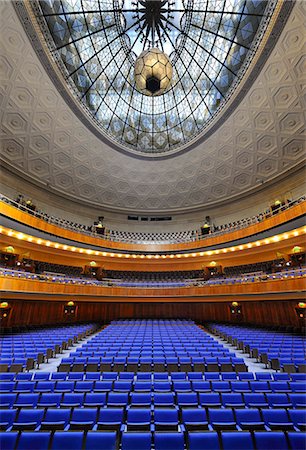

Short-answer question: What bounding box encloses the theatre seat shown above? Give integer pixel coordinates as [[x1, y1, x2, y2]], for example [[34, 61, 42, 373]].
[[154, 432, 185, 450], [17, 432, 51, 450], [51, 432, 84, 450], [121, 432, 152, 450], [188, 432, 220, 450], [221, 432, 254, 450], [0, 432, 18, 450], [254, 432, 288, 450]]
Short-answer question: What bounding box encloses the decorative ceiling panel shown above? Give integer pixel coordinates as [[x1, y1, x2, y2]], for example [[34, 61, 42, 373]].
[[0, 1, 305, 213], [33, 0, 274, 156]]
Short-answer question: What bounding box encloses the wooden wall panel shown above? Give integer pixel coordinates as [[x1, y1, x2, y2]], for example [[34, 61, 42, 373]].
[[3, 299, 301, 328], [2, 200, 305, 252]]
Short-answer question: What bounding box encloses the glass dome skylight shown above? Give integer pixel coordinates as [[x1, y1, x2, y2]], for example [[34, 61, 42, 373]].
[[36, 0, 274, 155]]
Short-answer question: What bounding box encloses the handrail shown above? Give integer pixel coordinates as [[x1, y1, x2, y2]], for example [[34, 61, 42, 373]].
[[1, 193, 305, 245]]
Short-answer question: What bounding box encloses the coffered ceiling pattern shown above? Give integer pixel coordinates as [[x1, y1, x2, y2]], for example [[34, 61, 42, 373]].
[[0, 1, 305, 213]]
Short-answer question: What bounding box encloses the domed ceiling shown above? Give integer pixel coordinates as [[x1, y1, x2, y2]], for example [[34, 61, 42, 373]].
[[0, 0, 305, 213], [34, 0, 272, 156]]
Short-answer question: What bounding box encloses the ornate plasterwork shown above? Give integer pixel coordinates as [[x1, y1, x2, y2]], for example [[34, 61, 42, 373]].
[[0, 1, 305, 213]]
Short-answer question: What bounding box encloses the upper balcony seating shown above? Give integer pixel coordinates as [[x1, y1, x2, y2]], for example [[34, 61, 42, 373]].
[[2, 193, 305, 244]]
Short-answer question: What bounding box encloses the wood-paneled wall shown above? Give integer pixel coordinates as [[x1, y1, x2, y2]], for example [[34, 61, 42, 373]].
[[2, 200, 305, 252], [3, 299, 301, 328]]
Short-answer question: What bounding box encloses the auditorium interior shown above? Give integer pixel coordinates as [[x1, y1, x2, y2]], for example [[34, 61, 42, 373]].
[[0, 0, 305, 449]]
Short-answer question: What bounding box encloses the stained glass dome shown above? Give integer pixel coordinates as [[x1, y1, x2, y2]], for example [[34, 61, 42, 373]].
[[35, 0, 275, 155]]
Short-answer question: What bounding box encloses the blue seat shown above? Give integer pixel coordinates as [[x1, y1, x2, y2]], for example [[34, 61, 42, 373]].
[[121, 432, 152, 450], [154, 408, 179, 431], [249, 381, 271, 392], [34, 381, 55, 393], [74, 381, 94, 392], [85, 373, 100, 381], [67, 373, 84, 381], [173, 381, 191, 391], [261, 408, 294, 431], [153, 393, 175, 407], [113, 381, 133, 392], [191, 381, 210, 392], [55, 381, 75, 392], [38, 393, 62, 408], [153, 382, 172, 392], [237, 373, 254, 381], [126, 408, 151, 431], [33, 373, 50, 381], [154, 432, 185, 450], [181, 408, 208, 431], [97, 407, 124, 431], [287, 432, 306, 450], [70, 408, 97, 430], [12, 408, 44, 430], [83, 392, 106, 407], [0, 374, 14, 382], [289, 393, 306, 408], [204, 373, 220, 381], [0, 409, 18, 430], [209, 408, 237, 431], [221, 373, 237, 381], [85, 431, 117, 450], [221, 431, 254, 450], [177, 392, 198, 408], [273, 373, 290, 381], [0, 393, 17, 408], [199, 393, 221, 408], [51, 431, 83, 450], [288, 409, 306, 431], [188, 431, 220, 450], [290, 382, 306, 393], [17, 432, 51, 450], [107, 392, 129, 407], [134, 382, 152, 392], [14, 382, 34, 393], [15, 374, 32, 381], [269, 381, 290, 392], [94, 381, 113, 392], [266, 393, 292, 408], [41, 408, 71, 431], [221, 393, 244, 408], [14, 393, 39, 408], [0, 382, 15, 393], [51, 373, 67, 380], [254, 432, 288, 450], [230, 381, 251, 392], [211, 381, 231, 393], [255, 373, 273, 381], [235, 408, 265, 431], [102, 372, 118, 381], [0, 431, 18, 450], [244, 393, 268, 408], [130, 393, 151, 407], [61, 393, 84, 407]]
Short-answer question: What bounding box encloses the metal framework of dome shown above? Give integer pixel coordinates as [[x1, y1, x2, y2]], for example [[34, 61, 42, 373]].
[[35, 0, 275, 155]]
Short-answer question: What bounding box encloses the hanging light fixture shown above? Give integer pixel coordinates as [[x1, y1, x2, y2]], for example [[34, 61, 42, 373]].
[[134, 1, 173, 96]]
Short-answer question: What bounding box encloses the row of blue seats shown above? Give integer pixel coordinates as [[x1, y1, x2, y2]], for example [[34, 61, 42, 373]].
[[1, 371, 305, 382], [1, 380, 305, 394], [0, 407, 306, 431], [1, 392, 305, 409], [0, 406, 306, 432], [0, 430, 305, 450]]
